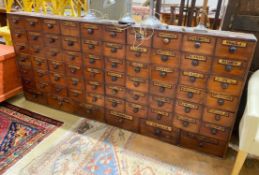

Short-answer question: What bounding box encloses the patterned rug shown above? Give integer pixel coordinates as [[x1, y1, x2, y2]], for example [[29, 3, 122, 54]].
[[19, 119, 194, 175], [0, 102, 63, 174]]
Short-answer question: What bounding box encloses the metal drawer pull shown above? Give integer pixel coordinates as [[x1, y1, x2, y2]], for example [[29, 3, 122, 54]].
[[221, 83, 229, 89], [194, 42, 201, 48], [229, 46, 237, 53], [88, 28, 94, 34], [163, 38, 170, 44], [182, 121, 190, 127], [110, 31, 117, 37], [161, 55, 169, 62], [189, 76, 196, 82], [217, 99, 225, 106], [30, 21, 36, 26], [47, 24, 54, 29], [154, 128, 162, 136], [225, 65, 233, 72], [187, 92, 193, 98], [184, 107, 191, 113], [192, 60, 199, 66], [67, 41, 74, 46]]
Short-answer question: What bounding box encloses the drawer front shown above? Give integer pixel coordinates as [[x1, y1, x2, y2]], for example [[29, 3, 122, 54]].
[[67, 77, 84, 90], [149, 95, 174, 112], [24, 89, 48, 105], [103, 42, 126, 58], [12, 30, 27, 43], [76, 103, 104, 122], [48, 60, 65, 73], [151, 49, 180, 68], [150, 81, 176, 97], [62, 37, 81, 51], [61, 21, 80, 37], [34, 70, 49, 82], [203, 108, 235, 127], [180, 71, 208, 89], [208, 76, 242, 95], [85, 54, 104, 69], [127, 61, 149, 78], [9, 15, 26, 29], [215, 38, 255, 60], [126, 76, 149, 93], [140, 120, 179, 144], [85, 68, 104, 82], [126, 46, 150, 63], [43, 19, 60, 34], [127, 28, 152, 47], [153, 31, 182, 50], [200, 123, 230, 141], [82, 39, 103, 55], [86, 81, 104, 94], [105, 85, 126, 99], [173, 114, 200, 133], [105, 57, 125, 72], [14, 43, 29, 54], [105, 71, 125, 86], [148, 108, 173, 125], [212, 58, 247, 77], [28, 32, 43, 46], [126, 102, 147, 118], [103, 26, 126, 44], [182, 34, 215, 55], [44, 34, 61, 48], [180, 131, 227, 157], [206, 92, 239, 112], [17, 54, 32, 67], [32, 57, 48, 70], [50, 73, 66, 86], [126, 90, 148, 105], [25, 18, 42, 31], [46, 48, 63, 61], [81, 23, 103, 40], [105, 110, 139, 132], [86, 94, 104, 107], [175, 100, 202, 119], [48, 96, 75, 113], [181, 53, 212, 73], [151, 66, 179, 83], [36, 81, 51, 93], [68, 89, 85, 102], [30, 45, 45, 57], [66, 65, 83, 77], [64, 51, 82, 65], [51, 84, 67, 97], [176, 85, 205, 104], [105, 97, 125, 112]]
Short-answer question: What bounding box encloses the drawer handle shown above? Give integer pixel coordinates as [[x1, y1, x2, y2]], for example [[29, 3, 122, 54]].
[[58, 101, 64, 106], [217, 99, 225, 106], [111, 62, 118, 68], [87, 28, 94, 34], [161, 55, 169, 62], [118, 118, 124, 123], [90, 72, 96, 77], [134, 67, 141, 73], [47, 23, 54, 29], [111, 48, 117, 53], [211, 128, 218, 135], [194, 42, 201, 48], [133, 107, 139, 113], [112, 101, 118, 107], [15, 33, 22, 38], [39, 84, 46, 89], [159, 87, 165, 93], [192, 60, 199, 66], [54, 76, 60, 81], [133, 82, 140, 87], [38, 72, 44, 77], [133, 95, 139, 100], [163, 38, 170, 44], [221, 83, 229, 89], [156, 114, 162, 120], [110, 31, 117, 37], [69, 55, 76, 60], [111, 76, 118, 82], [136, 33, 142, 40], [72, 79, 79, 85], [89, 58, 95, 64], [88, 44, 95, 49], [13, 19, 19, 24], [182, 121, 190, 127], [154, 128, 162, 136], [20, 57, 26, 62], [51, 52, 58, 57], [184, 107, 191, 113], [225, 65, 233, 72], [189, 76, 196, 83], [73, 92, 79, 97], [86, 109, 92, 114], [135, 52, 141, 57], [91, 85, 98, 90], [67, 41, 74, 47], [53, 64, 59, 69], [157, 101, 164, 107], [199, 142, 204, 147], [70, 68, 77, 73], [112, 89, 118, 95], [160, 71, 167, 78], [55, 88, 62, 92], [36, 61, 42, 66], [49, 38, 56, 43], [32, 94, 38, 99], [32, 35, 38, 41], [92, 96, 98, 102], [229, 46, 237, 53], [187, 92, 193, 98], [19, 46, 25, 51], [34, 48, 40, 53], [215, 114, 221, 121], [30, 21, 36, 27]]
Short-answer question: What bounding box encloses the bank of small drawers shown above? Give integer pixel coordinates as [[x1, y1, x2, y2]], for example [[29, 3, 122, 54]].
[[9, 13, 256, 157]]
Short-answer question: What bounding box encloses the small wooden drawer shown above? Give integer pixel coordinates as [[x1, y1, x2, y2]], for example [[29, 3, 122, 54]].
[[9, 15, 26, 29], [28, 32, 43, 46], [215, 38, 256, 60], [173, 114, 200, 133], [149, 95, 174, 112], [60, 21, 80, 37], [106, 85, 126, 98], [86, 93, 105, 107], [176, 85, 206, 104], [66, 65, 83, 77], [76, 103, 104, 122], [140, 120, 179, 144], [127, 28, 152, 47], [25, 18, 42, 31], [105, 57, 125, 71], [200, 122, 230, 141], [32, 57, 48, 70], [103, 26, 126, 44], [151, 49, 180, 68], [67, 77, 84, 90], [126, 90, 148, 105], [85, 54, 104, 69], [29, 45, 45, 57], [68, 89, 85, 102], [44, 34, 61, 48], [206, 92, 239, 112], [36, 81, 51, 93], [175, 100, 202, 119], [180, 131, 227, 157], [105, 110, 139, 132], [202, 108, 235, 127], [86, 81, 104, 94], [150, 81, 176, 97], [34, 70, 49, 82], [20, 68, 34, 79], [126, 46, 150, 63], [62, 37, 81, 52], [153, 31, 182, 50], [181, 53, 212, 73], [182, 34, 216, 55], [17, 54, 31, 67], [104, 42, 126, 59], [48, 60, 65, 73], [127, 61, 149, 78], [43, 19, 60, 34], [14, 43, 29, 54], [105, 97, 125, 112], [82, 39, 103, 55], [212, 58, 247, 77], [51, 84, 67, 97], [126, 102, 148, 118], [81, 23, 103, 40], [208, 75, 243, 95], [12, 30, 27, 43], [46, 48, 62, 61], [24, 89, 47, 105], [179, 71, 208, 89], [126, 76, 149, 93], [21, 78, 35, 89], [48, 95, 75, 113], [64, 51, 82, 65], [50, 73, 66, 86], [84, 67, 104, 82], [148, 108, 174, 125], [151, 65, 179, 83], [105, 71, 125, 86]]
